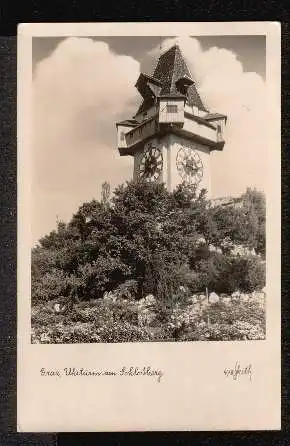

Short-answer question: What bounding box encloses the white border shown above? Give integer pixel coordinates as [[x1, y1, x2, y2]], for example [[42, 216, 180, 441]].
[[17, 22, 281, 432]]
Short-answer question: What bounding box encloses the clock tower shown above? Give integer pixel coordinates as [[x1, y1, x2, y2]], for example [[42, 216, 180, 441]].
[[116, 44, 227, 197]]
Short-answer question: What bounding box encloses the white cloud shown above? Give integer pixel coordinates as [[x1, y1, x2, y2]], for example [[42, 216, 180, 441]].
[[154, 37, 268, 197], [33, 37, 139, 243], [33, 36, 268, 244]]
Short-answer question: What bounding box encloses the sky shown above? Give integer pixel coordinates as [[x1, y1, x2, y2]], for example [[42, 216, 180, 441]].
[[32, 35, 266, 244]]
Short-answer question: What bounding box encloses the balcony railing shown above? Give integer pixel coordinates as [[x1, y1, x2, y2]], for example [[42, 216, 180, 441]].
[[125, 115, 159, 148]]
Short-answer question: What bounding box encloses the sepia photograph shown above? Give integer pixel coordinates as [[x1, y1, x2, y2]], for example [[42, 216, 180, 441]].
[[17, 22, 280, 432], [31, 33, 267, 344]]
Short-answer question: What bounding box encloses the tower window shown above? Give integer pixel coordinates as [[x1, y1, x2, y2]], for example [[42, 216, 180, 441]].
[[217, 124, 223, 141], [120, 131, 125, 141], [166, 104, 178, 113]]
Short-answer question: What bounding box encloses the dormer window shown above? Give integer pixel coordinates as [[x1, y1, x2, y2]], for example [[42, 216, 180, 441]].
[[120, 131, 125, 141], [175, 75, 194, 95], [135, 73, 163, 100], [217, 124, 223, 142]]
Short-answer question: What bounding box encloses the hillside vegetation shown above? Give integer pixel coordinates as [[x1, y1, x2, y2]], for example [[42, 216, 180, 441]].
[[31, 181, 266, 343]]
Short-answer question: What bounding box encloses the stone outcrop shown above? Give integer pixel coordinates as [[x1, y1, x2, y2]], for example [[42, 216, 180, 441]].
[[208, 292, 219, 304], [137, 294, 157, 327]]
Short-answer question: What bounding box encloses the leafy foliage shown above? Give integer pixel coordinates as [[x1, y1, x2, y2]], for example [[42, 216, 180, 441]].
[[189, 252, 265, 294], [32, 180, 266, 327], [31, 296, 265, 343]]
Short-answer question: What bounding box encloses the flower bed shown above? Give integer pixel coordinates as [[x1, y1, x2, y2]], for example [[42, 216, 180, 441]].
[[31, 292, 266, 343]]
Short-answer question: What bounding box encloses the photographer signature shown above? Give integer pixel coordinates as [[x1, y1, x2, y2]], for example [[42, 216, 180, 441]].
[[224, 361, 252, 382]]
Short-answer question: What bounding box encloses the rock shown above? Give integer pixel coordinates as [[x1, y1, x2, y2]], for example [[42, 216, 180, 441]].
[[179, 285, 186, 293], [190, 295, 198, 304], [199, 294, 206, 301], [222, 296, 232, 305], [103, 291, 117, 302], [138, 295, 155, 309], [53, 303, 66, 313], [108, 292, 117, 303], [240, 293, 249, 302], [145, 294, 155, 302], [54, 303, 61, 313], [189, 303, 201, 314], [144, 294, 156, 305], [208, 292, 219, 304], [231, 291, 240, 299]]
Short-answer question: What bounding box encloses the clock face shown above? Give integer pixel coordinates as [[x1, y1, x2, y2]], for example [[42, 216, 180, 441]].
[[139, 143, 163, 182], [176, 146, 203, 184]]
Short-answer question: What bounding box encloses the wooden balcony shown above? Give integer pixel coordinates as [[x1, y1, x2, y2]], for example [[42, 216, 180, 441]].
[[118, 108, 225, 156], [119, 115, 160, 155]]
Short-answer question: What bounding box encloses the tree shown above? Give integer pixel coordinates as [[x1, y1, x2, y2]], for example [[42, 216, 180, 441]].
[[31, 181, 266, 304], [101, 181, 111, 208], [241, 188, 266, 256]]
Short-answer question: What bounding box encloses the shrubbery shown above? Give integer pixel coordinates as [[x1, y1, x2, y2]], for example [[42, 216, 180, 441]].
[[32, 269, 71, 302], [189, 252, 265, 294], [31, 294, 265, 343], [31, 180, 266, 342]]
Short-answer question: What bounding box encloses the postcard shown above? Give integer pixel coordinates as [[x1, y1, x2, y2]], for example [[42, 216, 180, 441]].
[[17, 21, 281, 432]]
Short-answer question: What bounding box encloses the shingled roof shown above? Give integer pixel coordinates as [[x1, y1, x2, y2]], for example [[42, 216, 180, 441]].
[[136, 44, 208, 115], [116, 118, 139, 127]]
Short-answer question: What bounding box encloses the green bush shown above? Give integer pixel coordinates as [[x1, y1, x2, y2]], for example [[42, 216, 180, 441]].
[[192, 253, 265, 294], [31, 181, 266, 343], [77, 257, 132, 299], [32, 268, 71, 302], [114, 279, 138, 300], [32, 182, 266, 305]]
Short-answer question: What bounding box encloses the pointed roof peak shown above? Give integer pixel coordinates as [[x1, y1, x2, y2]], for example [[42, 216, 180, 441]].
[[160, 42, 187, 58], [160, 42, 183, 60], [154, 42, 207, 109], [135, 41, 208, 115], [162, 41, 181, 50]]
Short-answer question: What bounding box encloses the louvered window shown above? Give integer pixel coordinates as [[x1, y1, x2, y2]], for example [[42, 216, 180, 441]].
[[166, 104, 178, 113]]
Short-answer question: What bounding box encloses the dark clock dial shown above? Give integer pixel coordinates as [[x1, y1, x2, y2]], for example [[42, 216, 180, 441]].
[[176, 146, 203, 184], [139, 143, 163, 182]]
